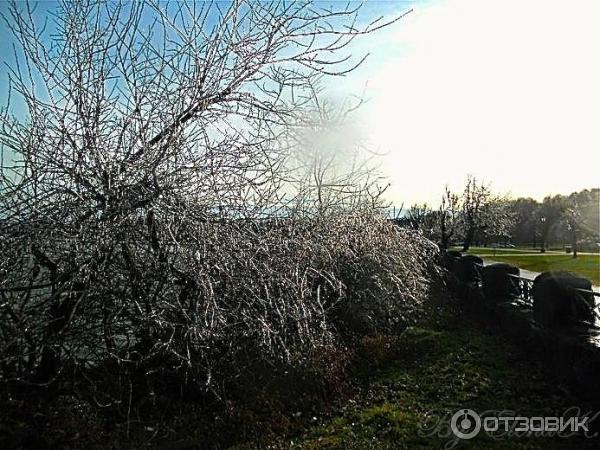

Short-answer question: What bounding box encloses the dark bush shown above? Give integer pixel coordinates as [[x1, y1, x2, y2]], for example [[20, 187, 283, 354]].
[[443, 250, 462, 270], [482, 263, 520, 301], [454, 255, 483, 285], [532, 271, 595, 327], [445, 250, 462, 259]]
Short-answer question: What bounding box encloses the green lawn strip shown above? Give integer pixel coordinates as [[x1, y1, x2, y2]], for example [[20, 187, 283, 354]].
[[452, 246, 600, 284], [249, 324, 596, 449], [455, 247, 600, 257], [451, 247, 567, 256], [475, 254, 600, 285]]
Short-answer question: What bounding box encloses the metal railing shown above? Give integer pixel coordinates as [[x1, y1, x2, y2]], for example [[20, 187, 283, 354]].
[[450, 257, 600, 320], [506, 273, 534, 307], [575, 287, 600, 322], [506, 273, 600, 320]]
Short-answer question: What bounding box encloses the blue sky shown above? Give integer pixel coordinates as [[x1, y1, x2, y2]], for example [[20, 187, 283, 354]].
[[1, 0, 598, 206]]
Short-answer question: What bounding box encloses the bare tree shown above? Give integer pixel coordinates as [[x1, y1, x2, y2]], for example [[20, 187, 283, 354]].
[[406, 203, 432, 231], [458, 176, 490, 251], [432, 177, 513, 252], [438, 186, 460, 249], [457, 176, 514, 251], [285, 94, 390, 216], [0, 0, 418, 405], [1, 1, 402, 222]]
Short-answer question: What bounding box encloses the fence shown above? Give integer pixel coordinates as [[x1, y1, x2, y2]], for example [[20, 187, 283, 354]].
[[505, 273, 600, 321], [446, 253, 600, 405]]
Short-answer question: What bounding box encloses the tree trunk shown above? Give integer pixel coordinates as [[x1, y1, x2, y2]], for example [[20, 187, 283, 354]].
[[439, 214, 449, 249], [540, 232, 547, 253], [440, 235, 447, 249], [540, 223, 550, 253], [461, 227, 475, 252]]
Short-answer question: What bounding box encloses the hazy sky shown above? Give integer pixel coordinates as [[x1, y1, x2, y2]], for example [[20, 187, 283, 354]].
[[1, 0, 598, 208], [331, 0, 600, 206]]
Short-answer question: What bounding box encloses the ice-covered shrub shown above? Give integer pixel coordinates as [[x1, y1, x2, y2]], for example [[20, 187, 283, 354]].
[[0, 210, 440, 406]]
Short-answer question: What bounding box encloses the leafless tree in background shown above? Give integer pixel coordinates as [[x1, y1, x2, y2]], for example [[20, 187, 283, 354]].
[[406, 203, 432, 231], [459, 176, 492, 251], [438, 186, 459, 249], [458, 176, 514, 251], [419, 179, 513, 250], [285, 93, 390, 216], [0, 0, 435, 416]]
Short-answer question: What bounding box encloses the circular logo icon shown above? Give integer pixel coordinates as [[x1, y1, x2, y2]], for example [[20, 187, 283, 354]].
[[450, 409, 481, 440]]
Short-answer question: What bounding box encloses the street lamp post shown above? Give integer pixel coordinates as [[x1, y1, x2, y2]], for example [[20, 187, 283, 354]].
[[540, 216, 546, 253]]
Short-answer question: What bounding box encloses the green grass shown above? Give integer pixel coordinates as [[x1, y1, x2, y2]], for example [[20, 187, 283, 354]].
[[452, 246, 547, 256], [459, 247, 600, 285], [482, 254, 599, 284], [234, 319, 597, 449], [48, 305, 597, 449]]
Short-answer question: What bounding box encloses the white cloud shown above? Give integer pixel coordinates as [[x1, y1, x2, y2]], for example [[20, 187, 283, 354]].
[[334, 0, 600, 205]]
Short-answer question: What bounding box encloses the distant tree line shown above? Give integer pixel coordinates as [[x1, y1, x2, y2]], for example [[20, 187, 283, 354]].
[[398, 178, 599, 257], [507, 188, 599, 256]]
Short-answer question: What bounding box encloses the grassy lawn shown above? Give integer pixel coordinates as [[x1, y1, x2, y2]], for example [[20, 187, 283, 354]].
[[230, 313, 597, 449], [452, 246, 547, 256], [480, 254, 599, 285], [458, 247, 600, 285], [41, 304, 597, 449]]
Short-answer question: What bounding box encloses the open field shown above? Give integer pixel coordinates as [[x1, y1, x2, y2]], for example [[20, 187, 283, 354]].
[[457, 247, 600, 285]]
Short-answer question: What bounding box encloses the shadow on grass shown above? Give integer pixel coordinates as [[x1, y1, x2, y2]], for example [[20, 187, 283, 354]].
[[252, 311, 599, 449]]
